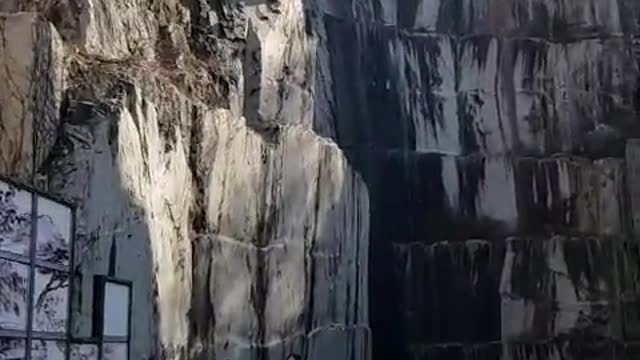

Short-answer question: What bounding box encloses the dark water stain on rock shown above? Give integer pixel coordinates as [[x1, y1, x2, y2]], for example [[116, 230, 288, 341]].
[[397, 0, 421, 29], [436, 0, 463, 34]]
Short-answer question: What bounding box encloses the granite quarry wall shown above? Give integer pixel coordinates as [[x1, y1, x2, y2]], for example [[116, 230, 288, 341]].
[[2, 0, 640, 359], [0, 2, 369, 359], [322, 1, 640, 359]]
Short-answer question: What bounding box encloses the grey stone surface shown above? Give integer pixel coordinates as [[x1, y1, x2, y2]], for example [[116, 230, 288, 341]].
[[313, 0, 640, 359], [0, 13, 65, 183], [0, 3, 369, 360], [3, 0, 640, 360]]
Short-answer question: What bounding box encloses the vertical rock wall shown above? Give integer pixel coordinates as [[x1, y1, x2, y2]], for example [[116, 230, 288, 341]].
[[4, 0, 640, 360], [311, 0, 640, 359], [0, 1, 369, 360]]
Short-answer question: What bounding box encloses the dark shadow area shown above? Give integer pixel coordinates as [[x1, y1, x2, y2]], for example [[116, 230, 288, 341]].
[[296, 3, 415, 359], [242, 25, 263, 127], [37, 78, 161, 360], [311, 3, 640, 360], [313, 6, 511, 360]]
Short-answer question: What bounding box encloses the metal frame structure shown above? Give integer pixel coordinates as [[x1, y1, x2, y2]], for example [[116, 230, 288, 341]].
[[0, 176, 133, 360], [92, 276, 132, 360], [0, 176, 75, 360]]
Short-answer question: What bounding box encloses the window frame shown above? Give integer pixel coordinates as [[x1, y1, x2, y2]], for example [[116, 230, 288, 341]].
[[0, 175, 76, 360], [0, 178, 134, 360], [91, 275, 132, 348]]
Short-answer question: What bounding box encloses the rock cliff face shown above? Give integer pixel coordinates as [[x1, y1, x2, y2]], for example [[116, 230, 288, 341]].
[[324, 1, 640, 359], [0, 2, 369, 359], [2, 0, 640, 360]]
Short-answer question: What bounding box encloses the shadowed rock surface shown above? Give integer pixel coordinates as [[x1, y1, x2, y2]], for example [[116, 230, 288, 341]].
[[2, 0, 640, 359]]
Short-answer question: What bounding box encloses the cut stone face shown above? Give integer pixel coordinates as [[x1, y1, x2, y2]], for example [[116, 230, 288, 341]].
[[0, 13, 64, 182], [500, 236, 616, 342], [8, 0, 640, 359]]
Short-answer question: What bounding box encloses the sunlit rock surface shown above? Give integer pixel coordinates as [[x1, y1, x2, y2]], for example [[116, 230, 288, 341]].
[[0, 13, 64, 183], [0, 3, 369, 360], [2, 0, 640, 359]]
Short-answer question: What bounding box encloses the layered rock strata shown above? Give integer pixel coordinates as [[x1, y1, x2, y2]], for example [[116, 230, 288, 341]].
[[3, 0, 640, 360], [0, 3, 369, 360], [318, 1, 640, 359]]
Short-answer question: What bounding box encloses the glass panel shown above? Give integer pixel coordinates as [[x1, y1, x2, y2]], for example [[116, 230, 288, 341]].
[[70, 343, 99, 360], [0, 337, 26, 360], [36, 197, 71, 268], [0, 260, 29, 331], [32, 268, 68, 333], [0, 181, 32, 258], [102, 343, 127, 360], [30, 340, 65, 360], [103, 282, 130, 337]]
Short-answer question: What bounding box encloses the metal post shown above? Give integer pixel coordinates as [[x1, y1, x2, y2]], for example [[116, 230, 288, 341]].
[[24, 195, 38, 360]]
